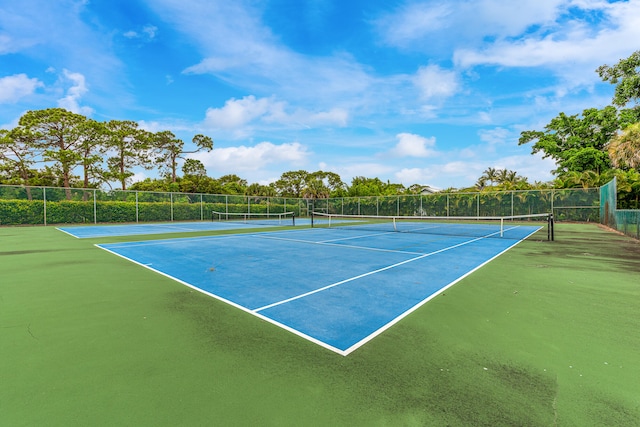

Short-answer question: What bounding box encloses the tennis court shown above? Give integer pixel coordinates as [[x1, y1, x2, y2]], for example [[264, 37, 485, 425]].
[[4, 220, 640, 426], [97, 220, 542, 355], [57, 212, 299, 238]]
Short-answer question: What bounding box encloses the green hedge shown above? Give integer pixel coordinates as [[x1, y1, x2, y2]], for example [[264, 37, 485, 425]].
[[0, 200, 46, 225], [0, 193, 597, 225], [0, 199, 299, 225]]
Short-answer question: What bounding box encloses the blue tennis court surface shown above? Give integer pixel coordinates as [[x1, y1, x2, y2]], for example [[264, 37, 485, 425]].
[[97, 224, 541, 355], [58, 219, 304, 238]]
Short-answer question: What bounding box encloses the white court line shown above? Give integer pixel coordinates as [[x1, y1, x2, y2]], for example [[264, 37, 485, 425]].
[[254, 233, 425, 256], [340, 224, 542, 355], [252, 230, 502, 313], [55, 227, 81, 238], [317, 230, 395, 243], [96, 223, 541, 356], [95, 241, 349, 355], [97, 233, 247, 249]]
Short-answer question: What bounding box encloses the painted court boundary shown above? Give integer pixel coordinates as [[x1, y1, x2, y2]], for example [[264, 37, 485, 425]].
[[57, 219, 303, 239], [96, 226, 539, 356]]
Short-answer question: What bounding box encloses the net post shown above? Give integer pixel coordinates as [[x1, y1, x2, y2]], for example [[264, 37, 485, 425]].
[[310, 211, 314, 228], [292, 212, 296, 227], [548, 213, 554, 241], [500, 217, 504, 237]]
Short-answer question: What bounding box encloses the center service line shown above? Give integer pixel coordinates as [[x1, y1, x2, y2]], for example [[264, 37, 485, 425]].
[[252, 232, 495, 313]]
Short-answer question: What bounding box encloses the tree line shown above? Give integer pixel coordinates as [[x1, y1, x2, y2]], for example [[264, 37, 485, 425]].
[[1, 52, 639, 204], [0, 108, 213, 196], [0, 107, 533, 199], [517, 50, 640, 206]]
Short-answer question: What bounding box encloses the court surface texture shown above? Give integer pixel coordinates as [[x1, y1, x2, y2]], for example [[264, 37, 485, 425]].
[[96, 224, 540, 355]]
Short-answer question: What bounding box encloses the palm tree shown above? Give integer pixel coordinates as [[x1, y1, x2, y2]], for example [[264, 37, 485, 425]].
[[608, 123, 640, 169], [480, 167, 500, 187], [579, 171, 601, 188], [497, 169, 519, 190]]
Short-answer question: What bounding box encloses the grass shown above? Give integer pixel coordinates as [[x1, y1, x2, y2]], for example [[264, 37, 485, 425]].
[[1, 223, 639, 426]]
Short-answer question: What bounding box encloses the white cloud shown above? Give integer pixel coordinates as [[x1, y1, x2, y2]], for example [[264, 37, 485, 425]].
[[413, 65, 460, 100], [0, 74, 43, 103], [392, 133, 437, 157], [495, 153, 557, 183], [373, 0, 639, 100], [204, 96, 278, 129], [305, 108, 349, 127], [314, 162, 390, 186], [374, 0, 566, 49], [0, 34, 16, 54], [459, 0, 565, 37], [453, 0, 640, 72], [388, 146, 557, 188], [393, 162, 480, 188], [143, 25, 158, 39], [137, 120, 167, 133], [190, 141, 309, 173], [124, 25, 158, 40], [478, 127, 510, 146], [57, 69, 93, 115], [373, 2, 454, 47], [203, 95, 348, 132], [150, 1, 373, 108], [395, 168, 433, 185]]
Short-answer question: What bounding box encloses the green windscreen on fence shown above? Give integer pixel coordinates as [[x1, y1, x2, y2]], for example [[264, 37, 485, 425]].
[[600, 177, 617, 228], [313, 189, 599, 222], [600, 177, 640, 240]]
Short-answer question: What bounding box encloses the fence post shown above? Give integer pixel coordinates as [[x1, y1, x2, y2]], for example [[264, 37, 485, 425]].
[[94, 189, 97, 224], [511, 191, 514, 216], [43, 187, 47, 226]]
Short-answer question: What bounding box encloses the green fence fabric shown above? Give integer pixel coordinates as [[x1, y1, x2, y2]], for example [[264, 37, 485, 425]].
[[600, 178, 640, 240], [314, 189, 599, 222], [600, 177, 617, 228]]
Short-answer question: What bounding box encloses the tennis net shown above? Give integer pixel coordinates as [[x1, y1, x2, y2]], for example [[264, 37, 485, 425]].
[[311, 212, 554, 240], [212, 211, 296, 226]]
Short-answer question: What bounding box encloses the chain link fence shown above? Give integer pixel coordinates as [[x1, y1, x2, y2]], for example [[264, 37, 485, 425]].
[[0, 185, 308, 226], [0, 184, 600, 227], [312, 188, 599, 222]]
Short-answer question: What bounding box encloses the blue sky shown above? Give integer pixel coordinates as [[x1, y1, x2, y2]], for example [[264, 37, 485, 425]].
[[1, 0, 638, 189]]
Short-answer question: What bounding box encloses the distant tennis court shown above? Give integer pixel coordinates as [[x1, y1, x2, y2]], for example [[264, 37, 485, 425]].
[[58, 212, 299, 238], [97, 219, 543, 355]]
